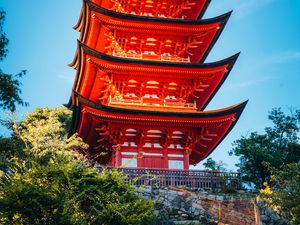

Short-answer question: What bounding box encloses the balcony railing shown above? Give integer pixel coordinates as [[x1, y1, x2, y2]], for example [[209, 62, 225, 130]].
[[107, 167, 242, 191]]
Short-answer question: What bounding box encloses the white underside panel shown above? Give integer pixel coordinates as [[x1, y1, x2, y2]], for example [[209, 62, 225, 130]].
[[168, 160, 184, 169]]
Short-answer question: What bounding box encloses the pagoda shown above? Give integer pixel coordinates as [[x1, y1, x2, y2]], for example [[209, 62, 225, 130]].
[[67, 0, 247, 170]]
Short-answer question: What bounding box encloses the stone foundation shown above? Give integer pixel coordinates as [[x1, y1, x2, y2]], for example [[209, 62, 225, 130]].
[[137, 187, 258, 225]]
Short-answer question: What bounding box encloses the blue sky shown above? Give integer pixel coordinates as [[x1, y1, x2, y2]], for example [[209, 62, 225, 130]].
[[1, 0, 300, 170]]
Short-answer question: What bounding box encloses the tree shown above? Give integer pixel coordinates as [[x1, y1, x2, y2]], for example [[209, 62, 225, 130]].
[[0, 157, 154, 225], [203, 157, 227, 171], [0, 107, 154, 225], [0, 9, 27, 111], [260, 163, 300, 224], [230, 108, 300, 189]]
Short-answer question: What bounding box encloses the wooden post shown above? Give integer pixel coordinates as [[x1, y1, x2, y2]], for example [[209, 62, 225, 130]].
[[254, 197, 261, 225]]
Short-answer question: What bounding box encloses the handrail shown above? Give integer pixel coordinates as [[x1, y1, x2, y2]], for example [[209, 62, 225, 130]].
[[106, 167, 242, 190]]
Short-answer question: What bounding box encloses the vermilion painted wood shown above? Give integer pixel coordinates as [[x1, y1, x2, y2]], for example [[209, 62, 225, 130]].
[[86, 0, 211, 20], [69, 93, 246, 167], [70, 42, 239, 111], [67, 0, 247, 170], [75, 0, 231, 63]]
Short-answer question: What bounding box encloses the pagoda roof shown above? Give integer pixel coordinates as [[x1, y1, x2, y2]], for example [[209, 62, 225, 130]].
[[71, 91, 247, 118], [79, 0, 211, 20], [76, 0, 231, 63], [68, 92, 247, 164], [70, 41, 240, 111]]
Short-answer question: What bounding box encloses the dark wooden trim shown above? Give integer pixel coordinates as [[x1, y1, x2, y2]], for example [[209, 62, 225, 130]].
[[73, 91, 248, 119], [86, 0, 231, 25], [79, 41, 239, 69], [197, 0, 212, 19]]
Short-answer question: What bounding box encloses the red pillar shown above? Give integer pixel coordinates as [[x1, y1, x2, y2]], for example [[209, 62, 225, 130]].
[[114, 145, 121, 167], [163, 149, 168, 169], [184, 149, 190, 170]]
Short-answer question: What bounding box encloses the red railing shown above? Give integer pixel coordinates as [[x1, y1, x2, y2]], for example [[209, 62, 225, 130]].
[[107, 167, 242, 191]]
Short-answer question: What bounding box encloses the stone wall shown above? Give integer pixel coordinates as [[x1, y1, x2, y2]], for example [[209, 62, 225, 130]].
[[257, 198, 289, 225], [136, 187, 258, 225]]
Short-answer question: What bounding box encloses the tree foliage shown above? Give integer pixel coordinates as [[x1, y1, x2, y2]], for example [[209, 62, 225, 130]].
[[261, 163, 300, 224], [0, 8, 27, 111], [0, 10, 8, 61], [230, 108, 300, 188], [203, 157, 227, 171], [0, 107, 154, 225]]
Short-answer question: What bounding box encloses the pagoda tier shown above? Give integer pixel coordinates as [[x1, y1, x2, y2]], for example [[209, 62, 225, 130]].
[[70, 42, 239, 111], [69, 92, 247, 169], [75, 0, 231, 63], [76, 0, 211, 20]]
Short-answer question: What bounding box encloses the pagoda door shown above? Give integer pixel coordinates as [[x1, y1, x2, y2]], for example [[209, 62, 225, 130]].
[[143, 156, 164, 169]]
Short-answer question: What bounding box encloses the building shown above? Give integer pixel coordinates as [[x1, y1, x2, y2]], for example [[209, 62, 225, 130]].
[[67, 0, 247, 170]]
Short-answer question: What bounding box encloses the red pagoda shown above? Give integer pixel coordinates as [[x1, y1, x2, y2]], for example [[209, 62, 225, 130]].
[[67, 0, 247, 170]]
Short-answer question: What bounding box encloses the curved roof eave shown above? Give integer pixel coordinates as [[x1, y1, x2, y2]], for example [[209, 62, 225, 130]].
[[86, 0, 232, 25], [73, 90, 248, 119], [79, 40, 240, 69], [197, 0, 212, 19]]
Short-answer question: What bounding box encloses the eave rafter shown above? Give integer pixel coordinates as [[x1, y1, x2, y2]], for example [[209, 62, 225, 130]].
[[85, 0, 211, 20], [70, 41, 239, 111], [75, 0, 231, 63], [69, 92, 247, 164], [67, 0, 248, 168]]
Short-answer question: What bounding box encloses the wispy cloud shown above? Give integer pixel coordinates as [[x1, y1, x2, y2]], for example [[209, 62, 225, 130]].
[[208, 0, 277, 18], [267, 51, 300, 64], [225, 49, 300, 89], [229, 76, 275, 88]]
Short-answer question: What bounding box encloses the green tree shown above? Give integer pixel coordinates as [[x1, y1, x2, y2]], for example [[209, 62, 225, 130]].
[[203, 157, 227, 171], [230, 108, 300, 189], [0, 9, 27, 111], [0, 107, 154, 225], [261, 163, 300, 224]]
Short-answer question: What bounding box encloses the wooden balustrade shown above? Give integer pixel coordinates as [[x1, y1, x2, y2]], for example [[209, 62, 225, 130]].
[[106, 167, 242, 191]]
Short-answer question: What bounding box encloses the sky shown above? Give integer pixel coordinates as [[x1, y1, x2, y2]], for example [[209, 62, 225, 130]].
[[1, 0, 300, 170]]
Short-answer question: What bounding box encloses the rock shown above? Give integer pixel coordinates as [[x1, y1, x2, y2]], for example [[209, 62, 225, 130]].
[[270, 212, 280, 221], [180, 213, 189, 219], [153, 210, 160, 216], [260, 215, 270, 222]]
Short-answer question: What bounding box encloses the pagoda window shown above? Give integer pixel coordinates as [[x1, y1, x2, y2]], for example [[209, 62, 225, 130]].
[[129, 142, 138, 147], [168, 144, 183, 149], [142, 130, 166, 148], [153, 143, 163, 148], [143, 94, 159, 99], [168, 160, 184, 170], [143, 143, 152, 148], [122, 142, 129, 146], [124, 93, 138, 98], [121, 141, 138, 147], [121, 158, 137, 168], [119, 128, 140, 147], [165, 96, 178, 100], [167, 130, 188, 149]]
